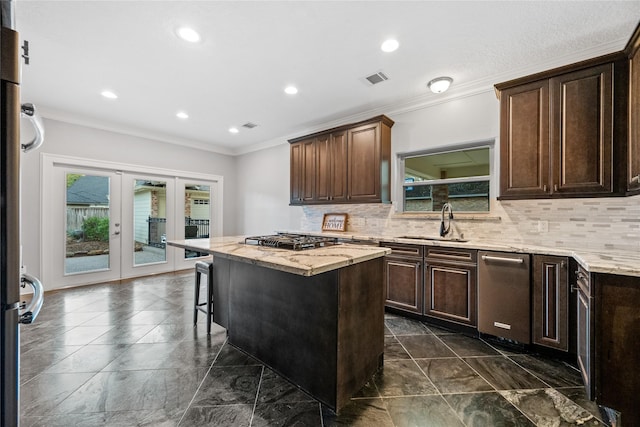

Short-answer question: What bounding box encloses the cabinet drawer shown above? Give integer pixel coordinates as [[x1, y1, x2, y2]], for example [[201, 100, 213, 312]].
[[425, 247, 477, 264], [381, 242, 423, 259]]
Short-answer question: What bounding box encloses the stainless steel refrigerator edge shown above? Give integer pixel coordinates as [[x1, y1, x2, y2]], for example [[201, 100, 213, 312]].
[[1, 2, 22, 424], [2, 2, 44, 425]]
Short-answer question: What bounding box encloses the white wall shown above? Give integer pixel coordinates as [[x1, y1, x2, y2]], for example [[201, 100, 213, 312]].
[[234, 90, 500, 234], [235, 143, 304, 235], [20, 118, 238, 278]]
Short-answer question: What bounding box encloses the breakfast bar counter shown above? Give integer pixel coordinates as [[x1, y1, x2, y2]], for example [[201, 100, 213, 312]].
[[167, 236, 391, 276], [167, 236, 390, 413]]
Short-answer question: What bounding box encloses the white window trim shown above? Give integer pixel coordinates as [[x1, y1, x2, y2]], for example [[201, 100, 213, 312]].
[[396, 139, 496, 214]]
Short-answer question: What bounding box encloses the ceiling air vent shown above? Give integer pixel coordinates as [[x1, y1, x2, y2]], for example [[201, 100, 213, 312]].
[[242, 122, 258, 129], [365, 71, 389, 85]]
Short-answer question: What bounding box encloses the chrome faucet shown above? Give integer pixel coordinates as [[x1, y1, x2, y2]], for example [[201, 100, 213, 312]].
[[439, 203, 453, 238]]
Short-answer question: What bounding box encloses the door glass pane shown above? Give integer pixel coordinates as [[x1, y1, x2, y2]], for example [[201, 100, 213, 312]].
[[65, 173, 110, 274], [133, 179, 167, 266], [184, 183, 210, 259]]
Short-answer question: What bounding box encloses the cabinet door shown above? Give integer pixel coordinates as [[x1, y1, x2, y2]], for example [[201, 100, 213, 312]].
[[425, 262, 477, 326], [290, 142, 302, 204], [300, 138, 316, 202], [330, 131, 348, 202], [576, 285, 593, 399], [629, 50, 640, 192], [384, 258, 423, 314], [347, 122, 381, 202], [550, 64, 613, 195], [499, 80, 550, 198], [533, 255, 568, 351], [594, 273, 640, 423], [315, 134, 331, 202]]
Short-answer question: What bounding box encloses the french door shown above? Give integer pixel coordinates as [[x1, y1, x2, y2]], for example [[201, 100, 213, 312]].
[[45, 165, 122, 288], [42, 155, 221, 289], [174, 178, 216, 271], [120, 174, 176, 278]]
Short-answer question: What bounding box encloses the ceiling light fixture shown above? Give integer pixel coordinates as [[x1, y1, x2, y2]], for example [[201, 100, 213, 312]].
[[427, 76, 453, 94], [284, 86, 298, 95], [229, 127, 239, 134], [381, 39, 399, 53], [176, 111, 189, 119], [176, 27, 200, 43], [101, 90, 118, 99]]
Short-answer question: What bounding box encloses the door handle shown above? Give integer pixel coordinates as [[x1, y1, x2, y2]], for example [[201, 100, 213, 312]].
[[21, 103, 45, 152], [113, 231, 120, 235], [19, 273, 44, 324]]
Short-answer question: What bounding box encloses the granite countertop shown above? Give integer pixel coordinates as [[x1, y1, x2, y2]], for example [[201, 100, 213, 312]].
[[281, 231, 640, 278], [166, 236, 391, 277]]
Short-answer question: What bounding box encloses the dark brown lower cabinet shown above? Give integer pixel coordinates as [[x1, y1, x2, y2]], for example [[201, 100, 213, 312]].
[[381, 243, 423, 315], [424, 248, 477, 327], [533, 255, 569, 351], [592, 272, 640, 424], [574, 264, 593, 399]]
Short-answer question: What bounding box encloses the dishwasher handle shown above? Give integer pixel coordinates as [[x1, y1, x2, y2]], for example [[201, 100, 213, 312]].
[[481, 254, 524, 264]]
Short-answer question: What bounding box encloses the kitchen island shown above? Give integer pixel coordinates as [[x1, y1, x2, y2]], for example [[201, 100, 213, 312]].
[[167, 236, 391, 413]]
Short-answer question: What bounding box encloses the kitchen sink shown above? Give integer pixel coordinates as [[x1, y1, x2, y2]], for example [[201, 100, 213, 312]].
[[396, 236, 469, 243]]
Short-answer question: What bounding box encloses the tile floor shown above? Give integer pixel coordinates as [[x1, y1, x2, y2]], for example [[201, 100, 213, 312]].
[[19, 271, 610, 426]]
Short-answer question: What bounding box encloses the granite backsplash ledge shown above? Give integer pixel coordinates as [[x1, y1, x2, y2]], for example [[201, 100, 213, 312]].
[[299, 194, 640, 253]]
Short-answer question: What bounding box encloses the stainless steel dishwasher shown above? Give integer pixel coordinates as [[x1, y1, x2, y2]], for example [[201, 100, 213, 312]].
[[478, 251, 531, 343]]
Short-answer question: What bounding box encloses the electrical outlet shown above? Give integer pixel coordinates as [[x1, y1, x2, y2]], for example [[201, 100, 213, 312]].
[[537, 220, 549, 232]]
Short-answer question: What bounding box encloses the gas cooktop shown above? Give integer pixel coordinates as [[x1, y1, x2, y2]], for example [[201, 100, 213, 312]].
[[244, 233, 339, 251]]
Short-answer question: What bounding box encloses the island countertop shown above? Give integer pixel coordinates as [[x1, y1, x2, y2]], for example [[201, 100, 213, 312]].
[[167, 236, 391, 276]]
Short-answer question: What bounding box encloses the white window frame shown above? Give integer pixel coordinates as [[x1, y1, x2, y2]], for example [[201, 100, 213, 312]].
[[396, 139, 496, 213]]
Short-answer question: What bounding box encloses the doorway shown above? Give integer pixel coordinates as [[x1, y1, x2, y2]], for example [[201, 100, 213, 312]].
[[42, 154, 222, 289]]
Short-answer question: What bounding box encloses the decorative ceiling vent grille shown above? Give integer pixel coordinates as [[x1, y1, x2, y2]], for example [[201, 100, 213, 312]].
[[242, 122, 258, 129], [365, 71, 389, 85]]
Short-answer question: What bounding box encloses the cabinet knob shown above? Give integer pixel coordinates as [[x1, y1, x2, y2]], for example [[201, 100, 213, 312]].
[[554, 184, 558, 192], [543, 184, 547, 192]]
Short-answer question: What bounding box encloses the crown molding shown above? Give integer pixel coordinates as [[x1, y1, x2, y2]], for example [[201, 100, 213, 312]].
[[36, 106, 236, 156]]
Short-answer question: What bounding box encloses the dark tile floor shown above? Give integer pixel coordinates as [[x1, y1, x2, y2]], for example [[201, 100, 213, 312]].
[[19, 271, 609, 426]]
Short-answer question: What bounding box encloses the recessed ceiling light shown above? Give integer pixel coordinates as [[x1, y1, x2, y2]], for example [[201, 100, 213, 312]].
[[381, 39, 399, 53], [176, 111, 189, 119], [284, 86, 298, 95], [101, 90, 118, 99], [229, 127, 239, 134], [177, 27, 200, 43]]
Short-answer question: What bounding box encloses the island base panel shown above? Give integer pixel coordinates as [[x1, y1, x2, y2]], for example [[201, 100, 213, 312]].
[[221, 257, 384, 413]]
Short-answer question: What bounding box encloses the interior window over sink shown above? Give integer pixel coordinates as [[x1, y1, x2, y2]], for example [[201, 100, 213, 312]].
[[401, 143, 492, 212]]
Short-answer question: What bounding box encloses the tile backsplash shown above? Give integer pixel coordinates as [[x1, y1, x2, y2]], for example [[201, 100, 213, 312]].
[[300, 195, 640, 253]]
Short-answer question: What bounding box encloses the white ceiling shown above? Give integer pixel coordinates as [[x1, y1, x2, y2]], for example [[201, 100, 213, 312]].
[[15, 1, 640, 155]]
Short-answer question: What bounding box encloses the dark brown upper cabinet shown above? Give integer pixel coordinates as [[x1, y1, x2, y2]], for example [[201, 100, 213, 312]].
[[626, 23, 640, 193], [496, 53, 629, 199], [289, 115, 393, 205]]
